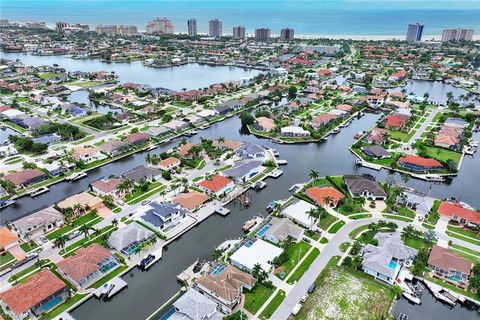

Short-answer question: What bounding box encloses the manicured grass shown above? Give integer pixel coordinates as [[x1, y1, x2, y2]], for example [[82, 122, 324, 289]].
[[350, 213, 372, 220], [319, 237, 329, 244], [389, 129, 414, 142], [0, 251, 15, 268], [88, 264, 129, 289], [305, 230, 320, 241], [46, 293, 88, 319], [339, 242, 350, 253], [447, 225, 479, 239], [402, 236, 433, 250], [20, 241, 39, 252], [244, 284, 275, 314], [195, 159, 206, 170], [426, 200, 441, 225], [287, 248, 320, 284], [422, 223, 436, 230], [328, 220, 345, 234], [382, 214, 413, 222], [171, 101, 192, 108], [275, 241, 312, 279], [124, 181, 163, 202], [446, 231, 480, 246], [318, 212, 338, 231], [349, 225, 369, 240], [450, 244, 480, 258], [259, 290, 286, 319], [396, 206, 417, 218], [46, 211, 101, 240], [8, 263, 44, 283], [61, 225, 116, 255], [418, 145, 462, 164], [72, 135, 95, 145]]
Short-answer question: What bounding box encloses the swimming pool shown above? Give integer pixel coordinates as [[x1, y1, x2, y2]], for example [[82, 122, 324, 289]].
[[41, 296, 63, 312], [388, 260, 398, 269], [244, 239, 256, 248], [257, 224, 271, 237], [211, 263, 227, 275], [447, 275, 463, 282]]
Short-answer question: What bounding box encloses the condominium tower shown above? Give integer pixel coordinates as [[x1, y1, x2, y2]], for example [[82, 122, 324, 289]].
[[280, 28, 295, 41], [255, 28, 271, 41], [187, 18, 197, 36], [209, 19, 223, 37], [232, 26, 246, 39], [441, 28, 474, 42], [146, 18, 174, 34], [406, 23, 424, 43]]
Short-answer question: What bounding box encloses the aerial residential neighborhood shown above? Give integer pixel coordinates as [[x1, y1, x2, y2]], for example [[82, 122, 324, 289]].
[[0, 2, 479, 320]]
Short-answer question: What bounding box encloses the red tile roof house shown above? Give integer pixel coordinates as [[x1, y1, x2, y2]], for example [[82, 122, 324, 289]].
[[384, 114, 410, 129], [56, 243, 118, 288], [157, 157, 181, 171], [366, 95, 385, 108], [438, 201, 480, 228], [398, 155, 444, 172], [311, 114, 338, 129], [305, 186, 344, 207], [198, 175, 234, 197], [365, 128, 388, 145], [3, 169, 47, 189], [428, 245, 472, 288], [91, 177, 126, 199], [336, 104, 353, 112], [0, 269, 69, 319], [125, 132, 151, 146], [254, 116, 276, 132], [72, 146, 102, 163], [98, 140, 130, 157]]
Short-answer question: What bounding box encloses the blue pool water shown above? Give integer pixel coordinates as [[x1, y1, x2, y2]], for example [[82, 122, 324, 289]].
[[257, 224, 271, 237], [211, 264, 227, 275], [447, 275, 463, 282], [160, 307, 176, 320], [42, 296, 63, 312], [388, 260, 398, 269], [244, 239, 255, 248]]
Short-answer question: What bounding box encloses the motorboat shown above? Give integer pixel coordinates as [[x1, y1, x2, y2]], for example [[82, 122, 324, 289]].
[[28, 186, 49, 197]]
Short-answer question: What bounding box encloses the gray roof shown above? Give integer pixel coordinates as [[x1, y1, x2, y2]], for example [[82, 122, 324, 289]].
[[141, 202, 187, 228], [108, 223, 155, 252], [362, 145, 390, 158], [222, 160, 263, 180], [236, 142, 264, 159], [144, 126, 171, 137], [362, 233, 417, 279], [171, 288, 220, 320], [398, 190, 435, 215], [344, 175, 387, 198], [123, 165, 162, 183], [12, 207, 63, 234], [266, 217, 304, 242]]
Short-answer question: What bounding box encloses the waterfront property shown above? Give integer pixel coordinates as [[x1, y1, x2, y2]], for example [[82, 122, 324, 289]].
[[344, 175, 387, 200], [56, 243, 118, 288], [221, 160, 264, 183], [437, 201, 480, 228], [170, 288, 223, 320], [305, 186, 345, 207], [196, 265, 256, 314], [173, 190, 209, 212], [10, 206, 64, 240], [0, 269, 69, 320], [361, 233, 417, 285], [398, 155, 444, 172], [108, 223, 156, 256], [141, 202, 188, 231], [0, 227, 20, 252], [57, 192, 104, 212], [263, 217, 304, 244], [281, 200, 317, 229], [3, 168, 47, 189], [230, 238, 283, 273], [91, 177, 127, 199], [428, 245, 472, 288], [198, 174, 234, 197]]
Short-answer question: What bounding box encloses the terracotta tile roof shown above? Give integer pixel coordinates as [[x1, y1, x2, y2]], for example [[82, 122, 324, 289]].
[[398, 155, 443, 168], [212, 139, 243, 150], [305, 186, 344, 206], [158, 157, 180, 168], [0, 227, 19, 248], [312, 113, 337, 125], [385, 114, 409, 128], [56, 243, 113, 284], [178, 143, 195, 157], [428, 245, 472, 274], [255, 117, 276, 131], [0, 269, 66, 316], [91, 178, 124, 193], [434, 134, 459, 147], [3, 169, 45, 186], [174, 190, 209, 211], [199, 175, 232, 193], [125, 132, 150, 144], [57, 192, 103, 210], [73, 146, 99, 159], [336, 104, 353, 112], [438, 201, 480, 225]]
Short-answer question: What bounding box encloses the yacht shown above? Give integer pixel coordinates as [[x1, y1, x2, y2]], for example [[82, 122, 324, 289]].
[[269, 169, 283, 178], [66, 171, 87, 181], [0, 199, 15, 209], [276, 159, 288, 165], [29, 186, 50, 197]]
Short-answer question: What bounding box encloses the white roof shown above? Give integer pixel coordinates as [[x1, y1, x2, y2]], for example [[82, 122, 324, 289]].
[[282, 200, 316, 227], [230, 239, 283, 272], [328, 109, 347, 116], [281, 126, 310, 134], [2, 109, 25, 118], [198, 109, 217, 118]]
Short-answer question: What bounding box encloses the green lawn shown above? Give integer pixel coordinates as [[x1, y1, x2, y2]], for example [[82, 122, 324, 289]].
[[275, 241, 312, 279], [450, 244, 480, 258], [46, 293, 88, 319], [46, 211, 101, 240], [287, 248, 320, 284], [350, 214, 372, 220], [418, 145, 462, 163], [389, 129, 414, 142], [349, 225, 370, 240], [396, 206, 417, 218], [61, 225, 116, 255], [328, 220, 345, 234], [382, 214, 413, 222], [88, 264, 129, 289], [339, 242, 350, 252], [402, 236, 433, 250], [447, 225, 479, 239], [244, 284, 275, 314], [318, 212, 338, 231], [446, 231, 480, 246], [20, 242, 39, 253], [259, 290, 286, 319]]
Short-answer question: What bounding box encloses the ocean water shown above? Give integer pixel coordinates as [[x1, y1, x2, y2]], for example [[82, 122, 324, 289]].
[[1, 0, 479, 36]]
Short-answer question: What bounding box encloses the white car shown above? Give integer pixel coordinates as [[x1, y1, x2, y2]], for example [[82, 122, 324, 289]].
[[141, 199, 151, 206], [301, 293, 309, 303]]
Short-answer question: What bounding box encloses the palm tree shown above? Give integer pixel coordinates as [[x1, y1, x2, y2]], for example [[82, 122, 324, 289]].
[[111, 218, 119, 228], [307, 208, 320, 226], [401, 173, 410, 186], [93, 228, 101, 238], [323, 196, 334, 208], [160, 190, 166, 201], [218, 136, 225, 145], [309, 169, 319, 181], [355, 197, 366, 210], [79, 224, 91, 238], [54, 235, 68, 249]]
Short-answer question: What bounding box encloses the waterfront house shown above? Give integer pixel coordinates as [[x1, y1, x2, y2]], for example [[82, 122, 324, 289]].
[[366, 95, 385, 108], [344, 175, 387, 200], [235, 142, 265, 160], [365, 128, 388, 145], [108, 223, 156, 256], [263, 217, 304, 244], [311, 114, 337, 129], [230, 239, 283, 273], [141, 202, 188, 231], [144, 125, 172, 138], [173, 190, 209, 212], [72, 146, 103, 163], [397, 189, 435, 216], [361, 233, 417, 285], [125, 132, 151, 146], [384, 114, 409, 129], [177, 143, 195, 158], [437, 201, 480, 228], [91, 177, 126, 199], [198, 175, 234, 197], [57, 243, 118, 288], [157, 157, 181, 171], [397, 155, 444, 172], [361, 145, 391, 159], [3, 168, 47, 188], [0, 227, 19, 251], [98, 139, 130, 157], [11, 207, 64, 240], [57, 192, 104, 212], [171, 288, 223, 320], [281, 126, 311, 137], [196, 265, 256, 314], [305, 186, 345, 207], [123, 165, 162, 184], [428, 245, 472, 288], [336, 104, 354, 112], [221, 160, 263, 183], [0, 269, 69, 320], [212, 139, 243, 151], [281, 200, 317, 228], [254, 116, 276, 132]]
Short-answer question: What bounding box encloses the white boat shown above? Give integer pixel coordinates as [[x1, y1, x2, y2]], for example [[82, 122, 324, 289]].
[[29, 186, 49, 197], [424, 175, 444, 182], [331, 128, 340, 134], [254, 181, 267, 190], [66, 171, 87, 181], [242, 218, 258, 232], [147, 145, 157, 151], [276, 159, 288, 165], [402, 292, 421, 305], [0, 199, 15, 209], [269, 169, 283, 178]]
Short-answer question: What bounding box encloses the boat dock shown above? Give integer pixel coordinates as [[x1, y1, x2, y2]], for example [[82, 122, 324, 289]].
[[94, 277, 128, 299], [423, 279, 461, 306], [177, 259, 210, 286], [215, 206, 230, 216]]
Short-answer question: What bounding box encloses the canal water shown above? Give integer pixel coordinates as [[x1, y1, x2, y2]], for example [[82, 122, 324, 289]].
[[0, 52, 262, 91], [1, 53, 479, 319]]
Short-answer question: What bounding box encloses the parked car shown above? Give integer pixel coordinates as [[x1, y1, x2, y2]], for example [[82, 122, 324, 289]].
[[118, 200, 125, 206], [68, 230, 81, 240], [38, 236, 48, 244], [141, 199, 151, 206], [301, 293, 309, 303], [418, 216, 424, 222], [303, 237, 311, 243], [291, 304, 302, 315], [308, 283, 316, 293]]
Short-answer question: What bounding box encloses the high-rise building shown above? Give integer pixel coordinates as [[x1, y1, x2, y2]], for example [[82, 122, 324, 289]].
[[255, 28, 271, 41], [0, 19, 10, 27], [441, 28, 474, 42], [146, 18, 174, 35], [72, 23, 89, 32], [232, 26, 246, 39], [209, 19, 223, 37], [117, 25, 138, 35], [25, 21, 47, 29], [280, 28, 295, 41], [406, 23, 424, 43], [187, 18, 197, 36], [95, 25, 118, 35], [56, 21, 69, 32]]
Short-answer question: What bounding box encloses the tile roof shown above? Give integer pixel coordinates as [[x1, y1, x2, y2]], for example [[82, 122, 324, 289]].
[[57, 243, 113, 284], [91, 178, 124, 193], [385, 114, 409, 128], [344, 175, 387, 198], [12, 207, 63, 234], [428, 245, 472, 275], [3, 169, 45, 185], [0, 269, 66, 316], [125, 132, 151, 144], [398, 155, 443, 168], [57, 192, 103, 210], [199, 175, 233, 193], [0, 227, 19, 248], [158, 157, 180, 168], [173, 191, 209, 211], [305, 186, 344, 206], [438, 201, 480, 225]]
